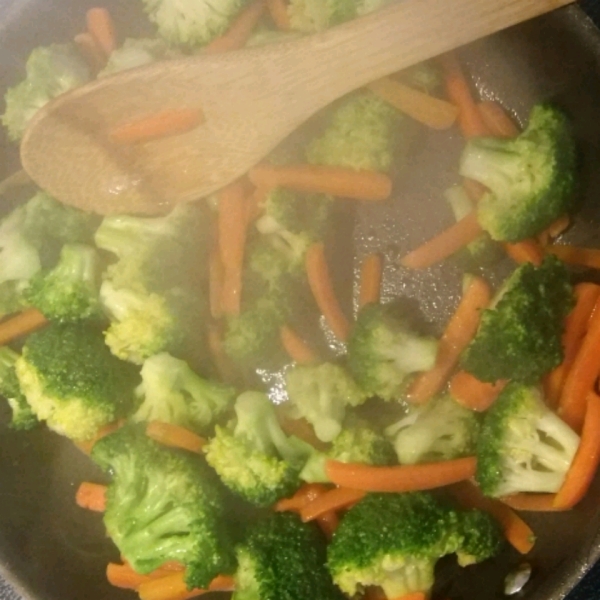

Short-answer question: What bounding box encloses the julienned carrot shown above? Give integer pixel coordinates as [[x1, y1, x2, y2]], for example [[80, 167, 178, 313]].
[[138, 572, 235, 600], [248, 163, 392, 202], [477, 101, 519, 138], [499, 494, 566, 512], [368, 78, 458, 130], [448, 481, 535, 554], [538, 214, 571, 246], [325, 457, 476, 493], [75, 420, 124, 454], [554, 392, 600, 509], [280, 324, 318, 364], [274, 483, 329, 512], [391, 593, 427, 600], [462, 177, 487, 202], [359, 253, 383, 308], [399, 212, 484, 270], [547, 244, 600, 270], [209, 243, 224, 320], [86, 7, 117, 57], [559, 293, 600, 432], [438, 52, 489, 138], [74, 32, 107, 70], [449, 370, 506, 412], [306, 242, 351, 342], [300, 487, 366, 522], [204, 0, 267, 53], [146, 421, 206, 454], [107, 563, 179, 590], [503, 239, 544, 266], [75, 482, 107, 512], [409, 276, 491, 404], [0, 308, 47, 345], [315, 511, 339, 539], [266, 0, 291, 30], [110, 109, 205, 145]]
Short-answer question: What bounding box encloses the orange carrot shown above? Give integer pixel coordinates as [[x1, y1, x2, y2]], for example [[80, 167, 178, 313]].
[[462, 178, 487, 202], [300, 487, 366, 522], [503, 239, 544, 266], [538, 214, 571, 246], [359, 253, 383, 308], [209, 242, 225, 320], [275, 483, 329, 513], [106, 563, 179, 590], [547, 244, 600, 270], [280, 325, 318, 364], [559, 293, 600, 432], [75, 482, 107, 512], [399, 212, 484, 270], [368, 78, 458, 130], [0, 308, 47, 345], [208, 323, 235, 382], [315, 511, 339, 539], [325, 457, 476, 493], [75, 420, 124, 454], [390, 593, 428, 600], [499, 494, 566, 512], [409, 276, 491, 404], [138, 572, 235, 600], [204, 0, 267, 53], [449, 370, 506, 412], [74, 32, 107, 70], [249, 163, 392, 202], [110, 109, 204, 145], [448, 481, 535, 554], [146, 421, 206, 454], [276, 410, 329, 451], [267, 0, 291, 30], [306, 242, 351, 342], [477, 101, 519, 138], [86, 7, 117, 57], [554, 392, 600, 509], [438, 52, 489, 138]]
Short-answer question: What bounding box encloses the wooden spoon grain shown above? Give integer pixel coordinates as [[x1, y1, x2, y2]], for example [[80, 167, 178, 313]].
[[20, 0, 573, 215]]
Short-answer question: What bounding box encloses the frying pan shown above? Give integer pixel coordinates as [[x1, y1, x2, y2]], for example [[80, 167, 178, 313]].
[[3, 2, 600, 600]]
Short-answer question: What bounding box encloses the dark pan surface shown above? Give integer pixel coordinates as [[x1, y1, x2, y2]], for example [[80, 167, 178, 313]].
[[3, 3, 600, 600]]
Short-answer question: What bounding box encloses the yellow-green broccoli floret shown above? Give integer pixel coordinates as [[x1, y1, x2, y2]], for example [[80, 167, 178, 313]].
[[98, 38, 171, 77], [0, 346, 36, 430]]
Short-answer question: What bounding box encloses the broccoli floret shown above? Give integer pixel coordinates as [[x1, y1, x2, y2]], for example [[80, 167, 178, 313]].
[[133, 352, 236, 433], [15, 323, 137, 441], [98, 38, 170, 77], [2, 43, 91, 141], [457, 509, 504, 567], [141, 0, 253, 48], [327, 492, 501, 598], [306, 92, 401, 173], [204, 391, 312, 506], [461, 256, 574, 383], [91, 426, 234, 589], [459, 103, 576, 242], [347, 302, 438, 401], [285, 362, 367, 443], [233, 512, 343, 600], [0, 347, 36, 430], [24, 244, 101, 322], [476, 383, 580, 497], [385, 394, 480, 465]]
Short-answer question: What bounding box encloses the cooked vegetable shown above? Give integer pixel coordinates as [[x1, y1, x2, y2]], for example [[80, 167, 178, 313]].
[[98, 38, 169, 77], [0, 346, 36, 430], [145, 420, 207, 454], [359, 253, 382, 308], [280, 324, 318, 364]]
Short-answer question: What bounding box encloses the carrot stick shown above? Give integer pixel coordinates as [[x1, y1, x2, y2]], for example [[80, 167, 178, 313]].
[[399, 212, 484, 270], [409, 276, 491, 404], [208, 323, 235, 382], [267, 0, 291, 30], [559, 293, 600, 432], [547, 245, 600, 270], [449, 370, 506, 412], [368, 78, 458, 130], [477, 101, 519, 138], [106, 563, 179, 590], [0, 308, 47, 345], [204, 0, 267, 53], [74, 32, 107, 70], [462, 178, 487, 202], [75, 420, 124, 454], [325, 457, 476, 493], [390, 593, 428, 600], [86, 7, 117, 57], [146, 421, 206, 454], [300, 487, 366, 522], [499, 494, 567, 512], [538, 214, 570, 246], [138, 572, 234, 600], [503, 239, 544, 266], [249, 163, 392, 202], [359, 253, 383, 308], [438, 52, 489, 138], [274, 483, 329, 512], [306, 242, 351, 342], [554, 392, 600, 509], [75, 482, 107, 512], [109, 109, 204, 145], [209, 243, 224, 320], [315, 511, 339, 539], [448, 481, 535, 554], [280, 325, 318, 364]]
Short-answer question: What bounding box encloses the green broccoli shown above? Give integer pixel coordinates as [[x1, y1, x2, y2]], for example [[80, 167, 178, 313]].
[[459, 103, 576, 242], [15, 322, 137, 441], [327, 492, 502, 598], [306, 92, 402, 173], [233, 512, 343, 600], [132, 352, 236, 433], [457, 509, 505, 567], [98, 38, 171, 77], [285, 362, 367, 443], [2, 43, 90, 141], [476, 383, 580, 497], [347, 302, 439, 401], [91, 425, 235, 589], [204, 391, 312, 506], [461, 256, 574, 383], [385, 394, 480, 465], [0, 346, 36, 430]]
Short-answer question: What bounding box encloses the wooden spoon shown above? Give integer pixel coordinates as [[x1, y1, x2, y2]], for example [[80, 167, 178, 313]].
[[20, 0, 573, 215]]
